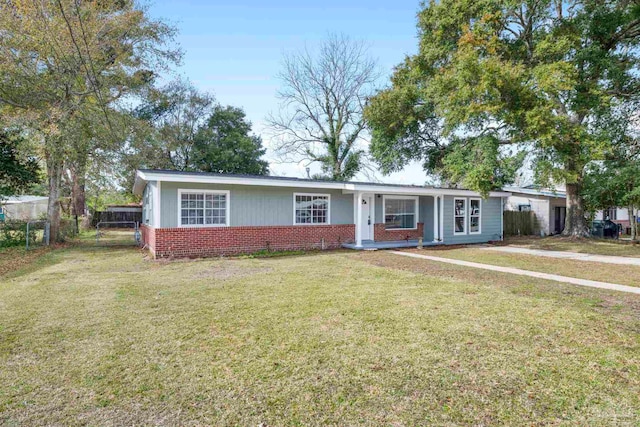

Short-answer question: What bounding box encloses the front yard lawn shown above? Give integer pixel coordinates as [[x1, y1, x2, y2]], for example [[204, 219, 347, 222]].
[[1, 247, 639, 425], [410, 247, 640, 288], [505, 236, 640, 257]]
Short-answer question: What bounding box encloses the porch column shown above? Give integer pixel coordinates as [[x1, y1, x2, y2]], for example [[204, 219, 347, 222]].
[[433, 196, 439, 242], [354, 191, 363, 248], [439, 195, 445, 243]]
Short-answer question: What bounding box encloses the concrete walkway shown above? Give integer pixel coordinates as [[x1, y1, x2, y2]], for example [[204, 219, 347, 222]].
[[481, 246, 640, 267], [390, 251, 640, 295]]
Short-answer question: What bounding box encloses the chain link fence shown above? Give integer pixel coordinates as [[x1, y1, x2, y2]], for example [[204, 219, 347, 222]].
[[95, 221, 141, 247]]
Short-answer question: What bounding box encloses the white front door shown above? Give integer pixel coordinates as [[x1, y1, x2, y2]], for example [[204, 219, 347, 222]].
[[360, 194, 373, 241]]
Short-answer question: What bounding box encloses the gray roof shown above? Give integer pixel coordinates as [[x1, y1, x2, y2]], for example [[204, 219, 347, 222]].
[[503, 186, 566, 199], [2, 195, 48, 204]]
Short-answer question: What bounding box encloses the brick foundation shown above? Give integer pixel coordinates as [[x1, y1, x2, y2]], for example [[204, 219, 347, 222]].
[[140, 224, 156, 257], [374, 223, 424, 241], [145, 224, 356, 258]]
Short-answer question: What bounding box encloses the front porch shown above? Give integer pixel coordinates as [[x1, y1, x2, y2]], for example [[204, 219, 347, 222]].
[[348, 189, 446, 249], [342, 239, 444, 250]]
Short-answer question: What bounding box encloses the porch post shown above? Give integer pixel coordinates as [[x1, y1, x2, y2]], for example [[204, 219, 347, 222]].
[[354, 191, 363, 248], [433, 196, 439, 242], [439, 195, 445, 243]]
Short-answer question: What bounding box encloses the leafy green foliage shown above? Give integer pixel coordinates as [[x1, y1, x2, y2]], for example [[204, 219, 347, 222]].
[[0, 130, 41, 197], [0, 220, 36, 248], [194, 106, 268, 175], [0, 0, 179, 240], [123, 81, 269, 186], [366, 1, 640, 233]]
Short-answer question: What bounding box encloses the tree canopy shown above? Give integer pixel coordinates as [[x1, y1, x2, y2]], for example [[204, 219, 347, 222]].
[[121, 80, 269, 188], [366, 0, 640, 235], [0, 0, 179, 239], [194, 106, 268, 175]]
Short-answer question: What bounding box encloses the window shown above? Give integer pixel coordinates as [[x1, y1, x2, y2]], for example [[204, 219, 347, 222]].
[[469, 198, 481, 234], [384, 196, 418, 229], [518, 204, 531, 212], [454, 198, 466, 234], [295, 194, 330, 224], [604, 207, 617, 221], [179, 190, 229, 226]]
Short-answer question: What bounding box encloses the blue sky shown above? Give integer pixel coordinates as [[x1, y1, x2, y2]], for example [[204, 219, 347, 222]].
[[148, 0, 428, 183]]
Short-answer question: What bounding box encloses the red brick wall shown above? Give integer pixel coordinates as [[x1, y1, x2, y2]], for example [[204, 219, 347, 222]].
[[374, 223, 424, 241], [150, 224, 355, 258], [140, 224, 156, 256]]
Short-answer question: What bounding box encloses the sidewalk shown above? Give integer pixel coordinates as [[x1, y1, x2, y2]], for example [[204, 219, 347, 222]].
[[390, 251, 640, 295], [481, 246, 640, 267]]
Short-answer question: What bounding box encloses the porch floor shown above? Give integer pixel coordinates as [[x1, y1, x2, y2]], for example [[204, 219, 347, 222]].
[[342, 240, 443, 250]]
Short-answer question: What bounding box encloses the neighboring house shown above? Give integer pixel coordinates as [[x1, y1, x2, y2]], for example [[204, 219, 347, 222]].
[[505, 186, 639, 235], [594, 207, 638, 230], [133, 169, 511, 258], [504, 186, 567, 235], [0, 196, 48, 221]]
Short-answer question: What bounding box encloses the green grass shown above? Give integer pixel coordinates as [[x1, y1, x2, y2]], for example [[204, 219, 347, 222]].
[[412, 246, 640, 287], [505, 236, 640, 257], [1, 247, 639, 425]]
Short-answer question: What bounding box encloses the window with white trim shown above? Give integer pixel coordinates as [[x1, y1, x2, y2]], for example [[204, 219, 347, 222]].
[[384, 196, 418, 229], [180, 191, 228, 226], [454, 198, 466, 234], [295, 194, 329, 224], [604, 207, 617, 220], [469, 198, 481, 234]]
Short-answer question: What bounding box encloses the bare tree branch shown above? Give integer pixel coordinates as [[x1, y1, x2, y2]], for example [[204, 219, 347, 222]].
[[266, 33, 379, 180]]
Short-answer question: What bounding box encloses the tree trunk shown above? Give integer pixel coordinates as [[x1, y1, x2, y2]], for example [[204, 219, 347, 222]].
[[562, 182, 590, 237], [631, 205, 638, 241], [46, 154, 63, 243], [70, 160, 87, 217]]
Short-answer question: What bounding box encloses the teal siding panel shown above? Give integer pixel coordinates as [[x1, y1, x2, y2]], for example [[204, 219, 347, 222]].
[[443, 196, 503, 244], [374, 195, 383, 223], [142, 183, 153, 226], [420, 196, 434, 241], [159, 181, 354, 228]]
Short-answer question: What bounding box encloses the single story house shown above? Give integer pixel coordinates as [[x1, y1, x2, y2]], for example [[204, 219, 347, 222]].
[[0, 196, 49, 221], [504, 186, 567, 235], [133, 169, 511, 258]]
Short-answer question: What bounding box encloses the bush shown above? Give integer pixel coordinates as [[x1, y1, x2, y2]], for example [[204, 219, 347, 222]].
[[0, 220, 37, 248]]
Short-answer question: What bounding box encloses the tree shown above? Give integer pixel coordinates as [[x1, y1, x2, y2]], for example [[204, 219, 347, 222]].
[[195, 106, 269, 175], [0, 0, 179, 240], [365, 1, 640, 236], [583, 110, 640, 240], [267, 34, 378, 181], [123, 82, 268, 186], [0, 129, 41, 197], [133, 80, 215, 171]]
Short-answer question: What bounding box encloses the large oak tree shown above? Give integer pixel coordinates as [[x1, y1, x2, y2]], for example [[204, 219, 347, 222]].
[[366, 0, 640, 236]]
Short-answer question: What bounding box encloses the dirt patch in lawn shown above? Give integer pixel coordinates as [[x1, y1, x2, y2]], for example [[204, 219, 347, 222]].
[[192, 264, 272, 280]]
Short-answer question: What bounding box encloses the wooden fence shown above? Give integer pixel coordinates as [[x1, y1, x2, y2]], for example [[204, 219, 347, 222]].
[[91, 211, 142, 227], [503, 211, 540, 236]]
